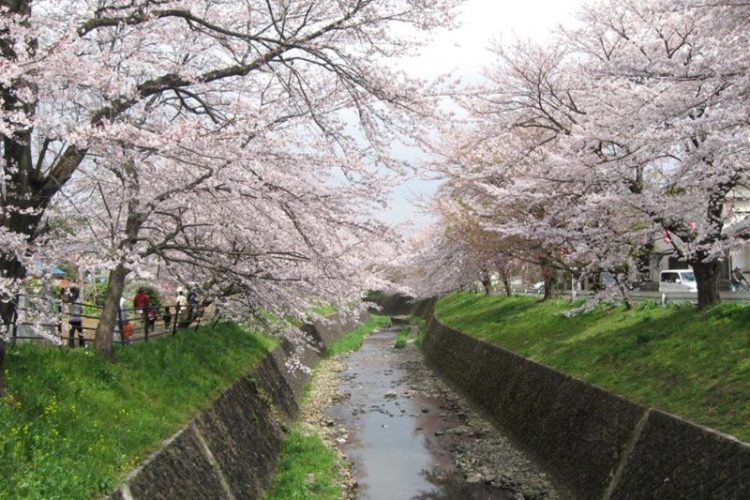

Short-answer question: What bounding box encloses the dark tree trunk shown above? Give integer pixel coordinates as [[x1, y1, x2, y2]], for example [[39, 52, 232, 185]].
[[0, 337, 4, 395], [495, 262, 512, 296], [0, 243, 29, 397], [0, 264, 24, 396], [542, 265, 558, 301], [95, 263, 129, 358], [93, 171, 143, 356], [480, 271, 492, 296], [692, 260, 722, 308], [502, 275, 512, 296], [0, 0, 35, 395], [0, 212, 37, 396], [612, 273, 633, 310]]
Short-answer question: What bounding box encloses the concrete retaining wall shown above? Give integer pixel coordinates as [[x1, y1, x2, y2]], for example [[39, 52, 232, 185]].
[[422, 318, 644, 500], [111, 312, 365, 500], [392, 295, 750, 500], [607, 409, 750, 500]]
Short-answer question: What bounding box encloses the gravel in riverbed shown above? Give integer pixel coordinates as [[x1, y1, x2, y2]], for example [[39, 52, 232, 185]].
[[297, 356, 359, 499], [394, 346, 560, 500], [299, 335, 561, 500]]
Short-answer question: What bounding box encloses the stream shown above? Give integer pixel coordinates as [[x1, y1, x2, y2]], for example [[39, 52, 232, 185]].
[[324, 325, 561, 500]]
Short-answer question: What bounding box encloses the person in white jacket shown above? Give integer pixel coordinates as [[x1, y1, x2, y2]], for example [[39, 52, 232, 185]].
[[115, 296, 130, 343], [175, 290, 189, 324]]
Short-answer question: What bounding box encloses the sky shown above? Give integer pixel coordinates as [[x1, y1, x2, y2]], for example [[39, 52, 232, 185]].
[[380, 0, 587, 231]]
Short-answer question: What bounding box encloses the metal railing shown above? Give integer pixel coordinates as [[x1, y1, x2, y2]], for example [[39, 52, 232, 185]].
[[510, 287, 750, 304], [8, 295, 218, 347]]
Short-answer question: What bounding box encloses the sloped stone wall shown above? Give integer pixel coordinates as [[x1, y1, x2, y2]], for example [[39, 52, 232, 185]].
[[110, 313, 365, 500], [607, 409, 750, 500], [393, 295, 750, 500], [422, 318, 644, 500]]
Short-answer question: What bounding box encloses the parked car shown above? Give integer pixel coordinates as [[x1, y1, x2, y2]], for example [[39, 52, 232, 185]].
[[530, 281, 545, 295], [658, 269, 697, 294]]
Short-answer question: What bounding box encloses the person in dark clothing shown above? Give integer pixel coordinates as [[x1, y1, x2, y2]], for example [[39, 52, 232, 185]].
[[145, 306, 157, 333], [66, 287, 85, 347], [162, 306, 172, 330]]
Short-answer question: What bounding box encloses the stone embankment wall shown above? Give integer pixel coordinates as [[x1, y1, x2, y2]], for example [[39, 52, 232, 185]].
[[110, 312, 366, 500], [376, 295, 750, 500]]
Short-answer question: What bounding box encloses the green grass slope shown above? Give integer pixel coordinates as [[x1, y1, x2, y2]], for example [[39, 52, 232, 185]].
[[436, 292, 750, 443], [0, 323, 276, 499], [324, 314, 390, 357], [266, 429, 344, 500]]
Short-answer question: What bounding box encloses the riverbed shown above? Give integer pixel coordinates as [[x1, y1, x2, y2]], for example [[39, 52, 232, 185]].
[[318, 326, 561, 500]]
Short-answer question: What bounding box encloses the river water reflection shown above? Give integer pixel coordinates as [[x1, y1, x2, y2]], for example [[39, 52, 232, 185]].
[[327, 327, 516, 500]]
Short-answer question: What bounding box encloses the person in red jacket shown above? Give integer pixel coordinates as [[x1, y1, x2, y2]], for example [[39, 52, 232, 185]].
[[133, 288, 150, 333], [133, 288, 150, 310]]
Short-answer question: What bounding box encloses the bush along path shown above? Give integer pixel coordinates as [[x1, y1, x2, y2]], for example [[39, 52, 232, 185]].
[[284, 315, 562, 499]]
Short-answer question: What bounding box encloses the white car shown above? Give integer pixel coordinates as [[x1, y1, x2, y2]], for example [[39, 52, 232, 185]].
[[658, 269, 697, 294], [530, 281, 545, 295]]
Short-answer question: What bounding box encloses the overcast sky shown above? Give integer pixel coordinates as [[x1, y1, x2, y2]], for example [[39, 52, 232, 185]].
[[380, 0, 587, 231]]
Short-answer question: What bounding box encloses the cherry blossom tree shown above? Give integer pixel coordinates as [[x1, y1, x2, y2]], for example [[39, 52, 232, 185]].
[[565, 0, 750, 307], [0, 0, 463, 391], [429, 46, 599, 300], [398, 222, 479, 298], [430, 0, 750, 309], [52, 134, 395, 356], [399, 182, 530, 298]]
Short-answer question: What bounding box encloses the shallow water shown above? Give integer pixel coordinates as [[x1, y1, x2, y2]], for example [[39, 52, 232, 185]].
[[328, 327, 516, 500]]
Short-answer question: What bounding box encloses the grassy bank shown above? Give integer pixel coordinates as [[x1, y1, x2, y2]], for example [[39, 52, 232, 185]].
[[325, 314, 390, 357], [394, 327, 410, 349], [436, 292, 750, 443], [0, 324, 276, 499], [266, 429, 344, 500]]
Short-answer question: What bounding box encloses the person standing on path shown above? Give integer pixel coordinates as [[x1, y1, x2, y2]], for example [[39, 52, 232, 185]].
[[116, 296, 130, 344], [162, 306, 172, 330], [133, 288, 150, 333], [175, 290, 189, 326], [731, 266, 749, 292], [145, 306, 157, 334], [66, 287, 84, 347]]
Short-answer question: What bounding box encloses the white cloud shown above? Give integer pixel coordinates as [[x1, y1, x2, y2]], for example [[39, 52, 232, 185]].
[[396, 0, 586, 80]]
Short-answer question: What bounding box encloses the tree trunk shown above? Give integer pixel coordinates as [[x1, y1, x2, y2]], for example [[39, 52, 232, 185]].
[[542, 265, 558, 301], [0, 336, 5, 396], [692, 260, 722, 309], [480, 271, 492, 296], [495, 262, 513, 296], [0, 0, 34, 395], [95, 263, 129, 358], [502, 275, 512, 296], [612, 273, 633, 310]]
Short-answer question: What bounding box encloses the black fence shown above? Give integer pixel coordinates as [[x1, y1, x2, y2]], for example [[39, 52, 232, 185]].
[[9, 295, 218, 348]]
